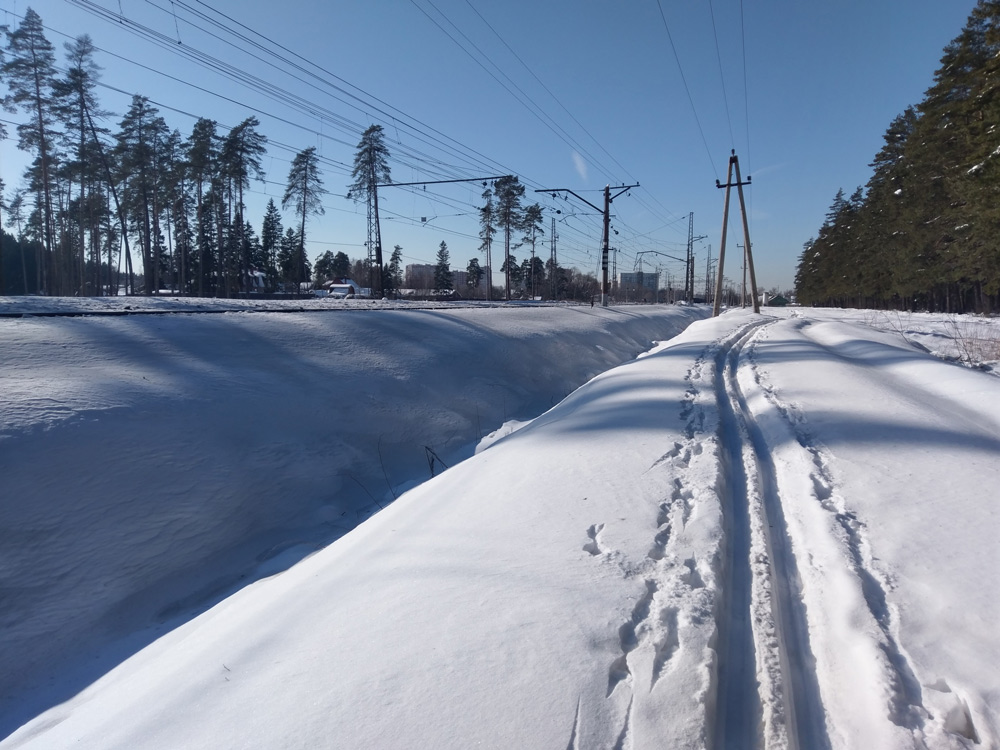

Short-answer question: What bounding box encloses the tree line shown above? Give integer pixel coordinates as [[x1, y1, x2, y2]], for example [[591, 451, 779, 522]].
[[795, 0, 1000, 313], [0, 8, 342, 297]]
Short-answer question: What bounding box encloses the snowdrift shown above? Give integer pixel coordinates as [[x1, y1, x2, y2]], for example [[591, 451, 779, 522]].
[[0, 300, 706, 738]]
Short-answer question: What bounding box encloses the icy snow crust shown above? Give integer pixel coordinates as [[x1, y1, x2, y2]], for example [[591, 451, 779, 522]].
[[2, 302, 999, 749]]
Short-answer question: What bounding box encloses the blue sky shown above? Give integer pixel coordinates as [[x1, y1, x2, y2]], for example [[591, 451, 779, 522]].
[[0, 0, 978, 291]]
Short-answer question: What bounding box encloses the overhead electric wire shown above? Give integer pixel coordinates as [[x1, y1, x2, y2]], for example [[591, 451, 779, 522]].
[[655, 0, 719, 181], [180, 0, 521, 181], [407, 0, 614, 190], [4, 1, 694, 272], [68, 0, 520, 183], [708, 0, 736, 148], [99, 0, 493, 180], [740, 0, 752, 171], [461, 0, 637, 185]]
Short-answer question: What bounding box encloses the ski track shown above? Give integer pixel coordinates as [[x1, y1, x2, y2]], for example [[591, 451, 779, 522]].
[[682, 318, 835, 750], [726, 322, 831, 750]]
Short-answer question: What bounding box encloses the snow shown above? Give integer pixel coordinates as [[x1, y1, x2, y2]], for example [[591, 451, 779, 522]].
[[1, 299, 998, 749]]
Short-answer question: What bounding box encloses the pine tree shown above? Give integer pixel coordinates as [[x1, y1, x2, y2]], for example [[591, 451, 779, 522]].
[[332, 250, 351, 280], [115, 95, 165, 294], [282, 146, 325, 291], [221, 117, 266, 294], [466, 257, 484, 293], [52, 34, 106, 295], [520, 203, 545, 299], [186, 118, 220, 296], [493, 175, 525, 300], [478, 188, 496, 300], [313, 250, 336, 284], [3, 9, 58, 293], [277, 227, 307, 288], [386, 245, 403, 293], [434, 240, 453, 290]]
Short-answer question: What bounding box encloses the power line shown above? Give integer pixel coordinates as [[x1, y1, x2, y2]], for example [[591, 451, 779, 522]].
[[708, 0, 736, 148], [655, 0, 719, 181]]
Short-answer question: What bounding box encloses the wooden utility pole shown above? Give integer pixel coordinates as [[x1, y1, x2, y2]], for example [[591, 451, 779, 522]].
[[713, 150, 759, 316]]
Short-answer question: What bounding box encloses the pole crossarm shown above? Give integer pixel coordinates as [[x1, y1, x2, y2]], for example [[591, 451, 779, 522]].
[[637, 249, 686, 264], [534, 184, 639, 214], [377, 175, 511, 189], [534, 188, 602, 214], [716, 175, 752, 189]]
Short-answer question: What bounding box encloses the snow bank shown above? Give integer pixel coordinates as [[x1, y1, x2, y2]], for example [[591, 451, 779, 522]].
[[0, 299, 706, 738]]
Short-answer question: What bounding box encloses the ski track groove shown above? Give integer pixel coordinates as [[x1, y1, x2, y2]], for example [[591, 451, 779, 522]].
[[711, 323, 768, 750], [725, 321, 830, 750]]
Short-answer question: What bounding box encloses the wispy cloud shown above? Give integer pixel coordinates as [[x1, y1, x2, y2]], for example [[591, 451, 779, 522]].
[[572, 151, 588, 181]]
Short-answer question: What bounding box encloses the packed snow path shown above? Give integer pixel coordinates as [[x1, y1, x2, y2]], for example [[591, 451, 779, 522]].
[[2, 307, 998, 749]]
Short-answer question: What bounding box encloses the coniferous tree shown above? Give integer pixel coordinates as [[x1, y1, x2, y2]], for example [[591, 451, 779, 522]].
[[478, 187, 496, 300], [221, 117, 266, 294], [260, 198, 283, 292], [796, 1, 1000, 312], [282, 146, 325, 291], [434, 240, 453, 290], [500, 254, 522, 292], [115, 95, 165, 294], [52, 34, 106, 295], [277, 226, 307, 288], [186, 118, 219, 296], [332, 250, 352, 280], [313, 250, 336, 284], [3, 9, 58, 294], [383, 245, 403, 294], [466, 256, 484, 293], [493, 175, 524, 300]]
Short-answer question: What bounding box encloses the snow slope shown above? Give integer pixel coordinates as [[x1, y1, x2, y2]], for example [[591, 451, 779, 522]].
[[0, 299, 707, 739], [2, 303, 998, 749]]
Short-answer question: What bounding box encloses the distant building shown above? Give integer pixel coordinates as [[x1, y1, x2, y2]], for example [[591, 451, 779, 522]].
[[619, 271, 659, 302], [404, 264, 435, 290]]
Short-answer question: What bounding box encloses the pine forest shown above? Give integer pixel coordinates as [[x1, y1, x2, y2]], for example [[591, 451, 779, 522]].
[[796, 1, 1000, 313]]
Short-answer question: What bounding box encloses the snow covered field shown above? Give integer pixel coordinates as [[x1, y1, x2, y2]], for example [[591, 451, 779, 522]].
[[1, 300, 998, 749]]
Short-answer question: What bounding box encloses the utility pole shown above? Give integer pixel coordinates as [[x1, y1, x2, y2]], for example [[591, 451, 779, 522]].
[[536, 183, 638, 307], [705, 248, 713, 303], [737, 242, 748, 308], [686, 212, 707, 303], [611, 247, 618, 300], [713, 150, 759, 316], [550, 216, 558, 300], [365, 162, 384, 296]]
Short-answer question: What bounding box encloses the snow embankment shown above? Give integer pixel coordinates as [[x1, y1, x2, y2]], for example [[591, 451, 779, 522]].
[[2, 308, 735, 750], [0, 302, 706, 739]]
